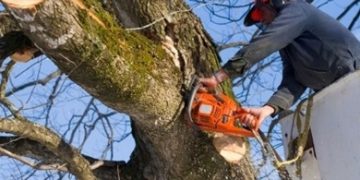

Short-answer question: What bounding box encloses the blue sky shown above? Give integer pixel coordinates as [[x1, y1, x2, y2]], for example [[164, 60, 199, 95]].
[[0, 0, 359, 179]]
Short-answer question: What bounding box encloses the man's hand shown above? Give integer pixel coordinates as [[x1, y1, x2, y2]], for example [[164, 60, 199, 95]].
[[198, 76, 218, 91], [239, 105, 275, 131], [199, 69, 229, 91]]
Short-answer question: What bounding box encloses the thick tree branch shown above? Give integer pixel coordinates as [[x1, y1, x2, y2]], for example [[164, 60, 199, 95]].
[[0, 61, 25, 119], [0, 12, 19, 36], [0, 119, 96, 180], [3, 0, 255, 179], [0, 136, 61, 164], [0, 136, 128, 179], [0, 147, 68, 171], [5, 0, 183, 128]]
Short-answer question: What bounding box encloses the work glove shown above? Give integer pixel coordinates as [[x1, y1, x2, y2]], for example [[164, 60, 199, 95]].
[[199, 69, 229, 91], [238, 105, 275, 131]]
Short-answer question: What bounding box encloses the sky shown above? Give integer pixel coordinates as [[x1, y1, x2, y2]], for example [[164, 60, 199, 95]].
[[0, 0, 359, 179]]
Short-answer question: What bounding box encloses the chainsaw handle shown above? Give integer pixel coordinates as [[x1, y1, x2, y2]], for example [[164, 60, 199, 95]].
[[212, 92, 224, 103], [187, 84, 199, 123], [235, 108, 258, 130]]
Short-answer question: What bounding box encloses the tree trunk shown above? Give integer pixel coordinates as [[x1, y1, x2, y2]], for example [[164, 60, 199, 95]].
[[2, 0, 255, 179]]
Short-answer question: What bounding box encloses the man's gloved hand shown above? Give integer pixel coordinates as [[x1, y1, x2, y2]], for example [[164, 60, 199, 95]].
[[199, 69, 229, 91], [239, 105, 275, 131]]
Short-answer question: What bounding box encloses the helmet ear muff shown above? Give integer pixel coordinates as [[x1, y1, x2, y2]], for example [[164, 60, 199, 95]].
[[244, 0, 312, 27], [269, 0, 286, 10], [250, 8, 263, 22]]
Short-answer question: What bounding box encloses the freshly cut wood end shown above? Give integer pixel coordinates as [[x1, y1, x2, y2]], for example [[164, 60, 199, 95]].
[[212, 133, 247, 164], [10, 49, 37, 63], [2, 0, 45, 9]]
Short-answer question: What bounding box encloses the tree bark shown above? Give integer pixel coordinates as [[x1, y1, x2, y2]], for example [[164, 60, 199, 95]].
[[0, 12, 19, 36], [0, 118, 96, 179], [1, 0, 255, 179]]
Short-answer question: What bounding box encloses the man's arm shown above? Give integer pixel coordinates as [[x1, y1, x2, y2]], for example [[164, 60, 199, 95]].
[[201, 2, 310, 89], [223, 2, 309, 79], [236, 57, 307, 130], [266, 55, 307, 115]]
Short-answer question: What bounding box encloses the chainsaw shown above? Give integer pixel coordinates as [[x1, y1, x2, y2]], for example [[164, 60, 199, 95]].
[[187, 79, 255, 137], [187, 78, 290, 176]]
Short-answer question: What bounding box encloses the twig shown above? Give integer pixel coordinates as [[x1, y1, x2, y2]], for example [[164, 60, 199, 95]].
[[90, 160, 104, 170], [337, 0, 360, 20], [0, 61, 25, 119], [216, 41, 248, 52], [6, 70, 61, 97], [0, 146, 68, 172], [348, 9, 360, 30], [0, 61, 15, 98], [126, 1, 217, 31]]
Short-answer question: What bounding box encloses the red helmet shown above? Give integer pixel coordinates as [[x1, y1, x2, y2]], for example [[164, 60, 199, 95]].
[[244, 0, 286, 26], [244, 0, 313, 26]]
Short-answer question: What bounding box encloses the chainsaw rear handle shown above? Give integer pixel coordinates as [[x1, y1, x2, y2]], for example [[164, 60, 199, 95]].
[[235, 108, 258, 130]]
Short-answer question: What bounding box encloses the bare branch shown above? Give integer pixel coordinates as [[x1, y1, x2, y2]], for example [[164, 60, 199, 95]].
[[68, 98, 94, 144], [337, 0, 360, 21], [0, 146, 118, 172], [0, 136, 126, 166], [0, 147, 68, 171], [6, 70, 62, 97], [217, 41, 248, 52], [0, 61, 25, 119], [0, 119, 96, 180], [349, 9, 360, 30], [126, 0, 219, 31], [44, 72, 63, 127], [0, 61, 15, 97]]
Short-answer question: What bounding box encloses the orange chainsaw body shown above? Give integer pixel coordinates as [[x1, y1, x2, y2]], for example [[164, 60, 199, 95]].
[[189, 86, 255, 137]]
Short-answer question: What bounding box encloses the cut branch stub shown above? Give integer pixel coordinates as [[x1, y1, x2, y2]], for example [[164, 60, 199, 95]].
[[1, 0, 45, 9]]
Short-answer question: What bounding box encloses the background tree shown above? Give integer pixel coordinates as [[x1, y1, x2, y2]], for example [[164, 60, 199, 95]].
[[0, 0, 358, 179]]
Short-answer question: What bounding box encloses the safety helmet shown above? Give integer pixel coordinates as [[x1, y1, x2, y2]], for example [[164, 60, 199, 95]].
[[244, 0, 313, 26], [244, 0, 287, 26]]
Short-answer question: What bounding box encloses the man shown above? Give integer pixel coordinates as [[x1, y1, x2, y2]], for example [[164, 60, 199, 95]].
[[200, 0, 360, 130]]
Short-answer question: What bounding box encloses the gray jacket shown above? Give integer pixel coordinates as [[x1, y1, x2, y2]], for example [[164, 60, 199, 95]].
[[222, 0, 360, 113]]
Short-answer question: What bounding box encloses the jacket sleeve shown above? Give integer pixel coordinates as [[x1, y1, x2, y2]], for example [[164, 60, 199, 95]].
[[223, 2, 309, 79], [266, 55, 306, 113]]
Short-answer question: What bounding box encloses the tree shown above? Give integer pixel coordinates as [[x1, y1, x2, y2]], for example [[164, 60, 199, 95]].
[[0, 0, 255, 179], [0, 0, 359, 179]]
